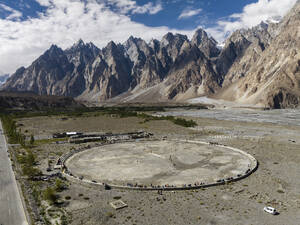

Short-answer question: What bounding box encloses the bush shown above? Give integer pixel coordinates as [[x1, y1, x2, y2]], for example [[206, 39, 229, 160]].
[[55, 178, 65, 192], [172, 118, 197, 127], [1, 116, 26, 146], [22, 165, 42, 179], [26, 150, 36, 166], [30, 134, 35, 145], [43, 187, 58, 204]]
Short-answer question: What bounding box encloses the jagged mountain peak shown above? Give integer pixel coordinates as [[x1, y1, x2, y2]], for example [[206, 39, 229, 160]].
[[161, 32, 188, 46], [100, 41, 129, 67], [227, 30, 246, 43], [49, 44, 59, 49], [66, 39, 99, 52], [257, 21, 269, 30], [192, 28, 210, 43], [38, 45, 66, 63], [74, 38, 85, 47], [3, 3, 300, 108], [47, 44, 63, 55], [67, 39, 85, 50], [192, 28, 220, 58], [123, 36, 152, 63], [86, 42, 98, 50], [126, 35, 141, 43], [161, 32, 174, 42], [104, 41, 119, 51], [124, 36, 148, 48], [64, 40, 100, 67], [192, 28, 218, 46]]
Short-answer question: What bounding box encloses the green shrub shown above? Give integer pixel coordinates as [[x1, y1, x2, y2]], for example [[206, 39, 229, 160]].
[[55, 178, 65, 192], [22, 165, 42, 179], [43, 187, 58, 204]]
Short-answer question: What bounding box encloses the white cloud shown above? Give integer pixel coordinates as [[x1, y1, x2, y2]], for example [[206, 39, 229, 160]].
[[35, 0, 52, 7], [0, 3, 23, 20], [206, 0, 297, 42], [178, 8, 202, 20], [132, 2, 163, 15], [106, 0, 163, 15], [0, 0, 192, 74]]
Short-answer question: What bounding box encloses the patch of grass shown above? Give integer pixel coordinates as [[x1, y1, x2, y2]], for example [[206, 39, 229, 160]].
[[2, 105, 203, 128], [56, 152, 63, 156], [34, 138, 68, 146], [137, 113, 197, 127]]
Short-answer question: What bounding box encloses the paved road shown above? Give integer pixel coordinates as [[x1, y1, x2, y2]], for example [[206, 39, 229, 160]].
[[0, 121, 28, 225]]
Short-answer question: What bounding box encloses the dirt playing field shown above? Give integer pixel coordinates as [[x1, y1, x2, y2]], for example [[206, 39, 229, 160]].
[[66, 140, 255, 187]]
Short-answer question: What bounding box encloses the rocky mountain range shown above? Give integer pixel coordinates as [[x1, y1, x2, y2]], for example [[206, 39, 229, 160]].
[[1, 2, 300, 108], [0, 74, 9, 86], [0, 91, 83, 111]]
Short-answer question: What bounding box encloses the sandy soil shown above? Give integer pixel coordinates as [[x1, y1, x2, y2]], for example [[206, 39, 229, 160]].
[[16, 110, 300, 225]]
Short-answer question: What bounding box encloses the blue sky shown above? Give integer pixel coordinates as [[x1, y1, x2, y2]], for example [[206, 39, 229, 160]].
[[0, 0, 297, 74], [130, 0, 257, 30], [0, 0, 257, 30]]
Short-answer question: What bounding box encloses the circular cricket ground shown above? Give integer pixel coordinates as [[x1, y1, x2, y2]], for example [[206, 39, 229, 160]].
[[65, 140, 256, 188]]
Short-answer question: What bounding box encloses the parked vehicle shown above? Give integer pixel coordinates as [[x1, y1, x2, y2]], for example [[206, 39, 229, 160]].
[[264, 206, 278, 215]]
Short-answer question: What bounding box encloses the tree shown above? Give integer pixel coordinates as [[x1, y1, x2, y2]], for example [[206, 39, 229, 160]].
[[30, 134, 35, 146], [26, 150, 36, 166], [18, 132, 26, 147], [55, 178, 65, 192], [43, 187, 57, 204]]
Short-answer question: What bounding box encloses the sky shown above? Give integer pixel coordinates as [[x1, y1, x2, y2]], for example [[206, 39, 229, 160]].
[[0, 0, 298, 75]]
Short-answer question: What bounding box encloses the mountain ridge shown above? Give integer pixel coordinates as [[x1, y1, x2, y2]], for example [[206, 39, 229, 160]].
[[2, 2, 300, 108]]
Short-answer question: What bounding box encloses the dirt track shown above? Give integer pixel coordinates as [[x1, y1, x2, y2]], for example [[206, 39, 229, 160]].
[[65, 140, 255, 187]]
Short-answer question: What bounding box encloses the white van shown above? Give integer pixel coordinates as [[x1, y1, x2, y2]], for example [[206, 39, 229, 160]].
[[263, 206, 277, 215]]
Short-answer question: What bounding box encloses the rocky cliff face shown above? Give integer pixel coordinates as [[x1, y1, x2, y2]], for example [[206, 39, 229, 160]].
[[2, 2, 300, 108], [2, 28, 220, 102], [217, 3, 300, 108], [220, 21, 278, 87], [2, 42, 100, 97]]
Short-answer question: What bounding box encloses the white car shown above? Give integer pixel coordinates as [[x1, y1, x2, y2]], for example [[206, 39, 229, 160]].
[[264, 206, 277, 215]]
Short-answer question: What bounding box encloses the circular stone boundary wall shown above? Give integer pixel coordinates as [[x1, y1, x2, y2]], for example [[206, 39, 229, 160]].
[[61, 140, 258, 191]]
